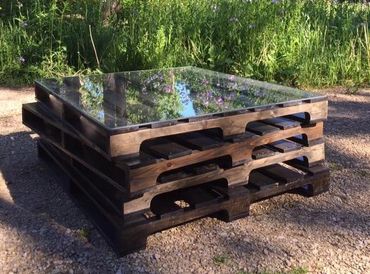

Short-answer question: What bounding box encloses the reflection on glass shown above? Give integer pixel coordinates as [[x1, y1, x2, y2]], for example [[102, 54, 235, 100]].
[[37, 67, 322, 129]]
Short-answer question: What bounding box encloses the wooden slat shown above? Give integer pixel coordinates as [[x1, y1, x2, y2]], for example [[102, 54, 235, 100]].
[[116, 152, 160, 169], [267, 140, 302, 153], [171, 131, 223, 150], [157, 170, 192, 184], [286, 159, 327, 174], [149, 120, 178, 128], [192, 163, 219, 175], [157, 163, 219, 184], [252, 146, 279, 159], [141, 138, 192, 159], [150, 195, 183, 217], [181, 187, 222, 209], [286, 113, 307, 123], [262, 117, 301, 129], [249, 171, 280, 190], [229, 131, 259, 143], [246, 121, 281, 135], [259, 164, 303, 184], [249, 105, 275, 112]]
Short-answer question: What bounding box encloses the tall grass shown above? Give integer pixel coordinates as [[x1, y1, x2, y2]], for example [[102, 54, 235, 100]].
[[0, 0, 369, 87]]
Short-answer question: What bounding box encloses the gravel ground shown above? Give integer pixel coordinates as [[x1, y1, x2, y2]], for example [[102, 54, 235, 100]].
[[0, 87, 369, 274]]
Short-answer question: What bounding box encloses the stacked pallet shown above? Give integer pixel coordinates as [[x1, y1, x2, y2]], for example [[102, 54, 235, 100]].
[[22, 68, 330, 255]]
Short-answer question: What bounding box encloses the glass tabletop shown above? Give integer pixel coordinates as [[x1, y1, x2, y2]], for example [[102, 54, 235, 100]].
[[36, 66, 324, 130]]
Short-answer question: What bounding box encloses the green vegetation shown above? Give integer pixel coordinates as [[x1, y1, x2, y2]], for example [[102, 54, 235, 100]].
[[77, 227, 91, 241], [0, 0, 369, 87], [213, 254, 229, 265]]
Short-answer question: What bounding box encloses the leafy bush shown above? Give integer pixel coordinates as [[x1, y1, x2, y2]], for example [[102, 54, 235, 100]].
[[0, 0, 369, 87]]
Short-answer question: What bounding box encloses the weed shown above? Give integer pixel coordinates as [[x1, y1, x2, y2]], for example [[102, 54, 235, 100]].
[[329, 162, 343, 171], [77, 227, 91, 241], [213, 254, 229, 265]]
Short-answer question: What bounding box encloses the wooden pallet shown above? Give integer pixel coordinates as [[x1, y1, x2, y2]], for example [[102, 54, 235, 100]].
[[23, 102, 325, 197], [35, 84, 327, 157], [37, 138, 330, 256], [36, 135, 326, 216]]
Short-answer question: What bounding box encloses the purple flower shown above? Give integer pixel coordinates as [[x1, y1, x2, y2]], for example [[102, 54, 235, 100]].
[[164, 85, 172, 93], [216, 97, 224, 104]]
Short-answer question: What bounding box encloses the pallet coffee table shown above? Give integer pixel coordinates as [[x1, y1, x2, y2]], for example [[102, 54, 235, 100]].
[[23, 66, 330, 255]]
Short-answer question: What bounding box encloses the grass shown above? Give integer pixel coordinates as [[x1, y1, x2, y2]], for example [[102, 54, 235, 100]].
[[213, 254, 230, 265], [0, 0, 369, 87], [77, 227, 91, 241]]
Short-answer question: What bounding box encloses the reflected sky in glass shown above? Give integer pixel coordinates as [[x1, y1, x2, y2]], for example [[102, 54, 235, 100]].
[[36, 67, 323, 129]]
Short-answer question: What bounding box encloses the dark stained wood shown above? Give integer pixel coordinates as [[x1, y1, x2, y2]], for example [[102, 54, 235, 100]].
[[171, 131, 224, 151], [28, 79, 330, 257], [115, 152, 161, 169], [23, 102, 326, 194], [141, 138, 192, 160], [228, 131, 259, 143], [246, 121, 280, 135], [258, 164, 303, 184], [158, 163, 219, 184], [252, 146, 279, 159], [35, 80, 328, 157], [37, 139, 329, 256], [267, 139, 302, 153], [262, 117, 301, 129], [286, 113, 307, 123], [34, 83, 328, 158], [249, 171, 279, 190], [22, 104, 129, 191]]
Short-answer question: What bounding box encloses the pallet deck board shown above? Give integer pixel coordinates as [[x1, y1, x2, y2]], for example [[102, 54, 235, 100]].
[[262, 117, 301, 129], [252, 146, 280, 159], [259, 164, 303, 184], [268, 139, 302, 153], [246, 121, 281, 135], [249, 171, 280, 190], [171, 131, 224, 151], [141, 138, 193, 159]]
